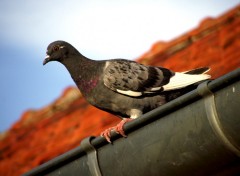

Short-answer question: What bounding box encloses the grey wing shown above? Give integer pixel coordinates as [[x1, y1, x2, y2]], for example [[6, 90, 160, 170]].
[[103, 60, 174, 97]]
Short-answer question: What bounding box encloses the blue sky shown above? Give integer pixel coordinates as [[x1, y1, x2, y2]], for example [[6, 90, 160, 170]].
[[0, 0, 239, 132]]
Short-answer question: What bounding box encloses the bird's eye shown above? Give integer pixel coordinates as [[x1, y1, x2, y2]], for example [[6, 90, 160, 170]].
[[53, 45, 60, 52]]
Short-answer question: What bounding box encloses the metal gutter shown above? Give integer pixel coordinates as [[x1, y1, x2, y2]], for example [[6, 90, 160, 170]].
[[24, 68, 240, 176]]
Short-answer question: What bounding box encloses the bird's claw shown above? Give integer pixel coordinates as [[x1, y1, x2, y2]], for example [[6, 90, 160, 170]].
[[114, 123, 127, 137], [100, 127, 114, 143], [100, 118, 133, 143]]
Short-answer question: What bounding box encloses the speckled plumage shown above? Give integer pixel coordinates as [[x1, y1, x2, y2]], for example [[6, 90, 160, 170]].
[[103, 60, 174, 93]]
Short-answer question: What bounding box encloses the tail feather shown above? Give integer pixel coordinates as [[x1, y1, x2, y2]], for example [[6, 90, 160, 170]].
[[163, 68, 211, 91]]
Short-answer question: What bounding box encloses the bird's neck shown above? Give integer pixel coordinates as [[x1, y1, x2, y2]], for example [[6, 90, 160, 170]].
[[62, 54, 95, 78], [62, 54, 103, 96]]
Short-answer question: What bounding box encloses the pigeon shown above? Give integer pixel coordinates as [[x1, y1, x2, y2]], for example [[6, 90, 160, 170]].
[[43, 40, 211, 143]]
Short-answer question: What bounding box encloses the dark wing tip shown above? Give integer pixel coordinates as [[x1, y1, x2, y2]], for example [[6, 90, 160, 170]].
[[184, 67, 210, 75]]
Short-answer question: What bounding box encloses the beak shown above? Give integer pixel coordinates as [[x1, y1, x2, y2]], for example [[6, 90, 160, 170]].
[[43, 55, 51, 65]]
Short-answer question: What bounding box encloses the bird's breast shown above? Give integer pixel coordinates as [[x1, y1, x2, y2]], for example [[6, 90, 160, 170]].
[[75, 77, 99, 95]]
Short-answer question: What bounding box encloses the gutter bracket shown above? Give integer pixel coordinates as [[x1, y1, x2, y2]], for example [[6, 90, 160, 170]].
[[197, 81, 240, 157], [81, 136, 102, 176]]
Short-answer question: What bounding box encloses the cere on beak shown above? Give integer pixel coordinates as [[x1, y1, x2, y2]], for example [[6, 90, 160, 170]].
[[43, 55, 50, 65]]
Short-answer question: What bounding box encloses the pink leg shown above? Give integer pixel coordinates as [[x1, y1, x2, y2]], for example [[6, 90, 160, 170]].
[[101, 118, 133, 143]]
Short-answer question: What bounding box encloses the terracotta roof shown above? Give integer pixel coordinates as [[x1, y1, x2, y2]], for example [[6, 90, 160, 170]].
[[138, 5, 240, 79], [1, 5, 240, 176]]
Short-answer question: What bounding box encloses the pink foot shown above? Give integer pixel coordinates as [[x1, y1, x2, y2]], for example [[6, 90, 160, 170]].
[[101, 118, 133, 143]]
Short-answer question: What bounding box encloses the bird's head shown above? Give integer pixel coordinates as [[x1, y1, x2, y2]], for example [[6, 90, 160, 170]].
[[43, 40, 76, 65]]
